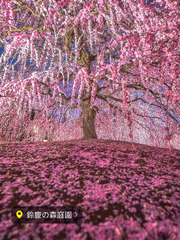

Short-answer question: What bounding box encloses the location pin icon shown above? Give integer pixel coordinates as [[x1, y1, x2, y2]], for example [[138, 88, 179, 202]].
[[16, 210, 23, 219]]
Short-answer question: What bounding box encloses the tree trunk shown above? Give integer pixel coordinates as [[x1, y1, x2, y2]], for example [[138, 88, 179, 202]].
[[82, 98, 97, 139], [78, 45, 97, 139]]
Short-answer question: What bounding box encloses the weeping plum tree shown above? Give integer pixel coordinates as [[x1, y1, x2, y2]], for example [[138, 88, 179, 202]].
[[0, 0, 179, 142]]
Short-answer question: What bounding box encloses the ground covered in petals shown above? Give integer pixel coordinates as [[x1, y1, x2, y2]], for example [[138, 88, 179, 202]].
[[0, 139, 180, 240]]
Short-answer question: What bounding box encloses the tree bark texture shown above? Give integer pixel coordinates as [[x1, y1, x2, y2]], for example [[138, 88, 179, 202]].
[[82, 98, 97, 139]]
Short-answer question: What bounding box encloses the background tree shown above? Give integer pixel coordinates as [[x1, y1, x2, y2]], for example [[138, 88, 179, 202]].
[[0, 0, 179, 146]]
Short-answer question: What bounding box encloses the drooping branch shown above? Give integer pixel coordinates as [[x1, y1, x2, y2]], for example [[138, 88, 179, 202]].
[[13, 0, 44, 20]]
